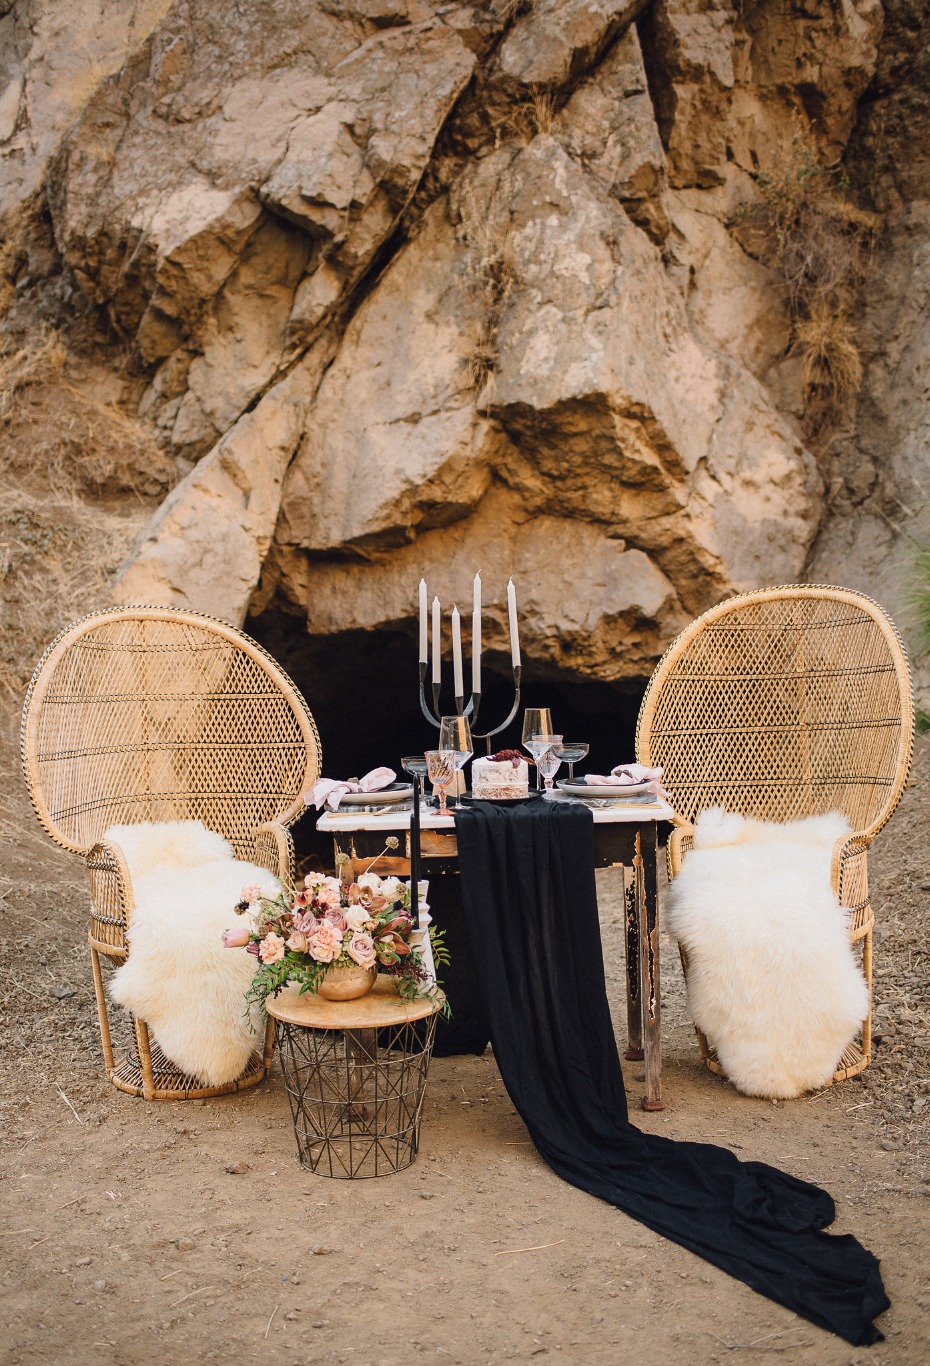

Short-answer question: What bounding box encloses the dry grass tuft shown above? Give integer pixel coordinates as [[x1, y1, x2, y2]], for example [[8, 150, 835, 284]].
[[0, 482, 149, 700], [0, 333, 170, 699], [790, 300, 864, 399], [496, 87, 557, 145], [0, 332, 176, 499], [732, 143, 878, 436], [457, 188, 518, 407]]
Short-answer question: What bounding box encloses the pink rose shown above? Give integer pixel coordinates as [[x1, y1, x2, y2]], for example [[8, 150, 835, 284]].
[[286, 931, 310, 954], [291, 910, 318, 935], [316, 886, 342, 911], [323, 910, 347, 934], [346, 932, 376, 969], [309, 920, 344, 964], [258, 932, 286, 964], [222, 924, 252, 949], [303, 873, 327, 891]]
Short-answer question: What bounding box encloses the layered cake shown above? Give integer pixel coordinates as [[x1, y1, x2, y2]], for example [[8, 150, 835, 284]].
[[472, 749, 529, 799]]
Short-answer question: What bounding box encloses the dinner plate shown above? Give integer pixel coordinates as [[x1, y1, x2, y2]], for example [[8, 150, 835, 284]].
[[557, 778, 653, 799], [330, 783, 413, 807]]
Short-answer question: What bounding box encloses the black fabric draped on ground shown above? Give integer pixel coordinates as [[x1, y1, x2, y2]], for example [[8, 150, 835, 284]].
[[452, 799, 889, 1348]]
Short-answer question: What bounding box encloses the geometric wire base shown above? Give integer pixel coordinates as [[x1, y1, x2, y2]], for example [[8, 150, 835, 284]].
[[109, 1036, 271, 1101], [275, 1016, 438, 1178]]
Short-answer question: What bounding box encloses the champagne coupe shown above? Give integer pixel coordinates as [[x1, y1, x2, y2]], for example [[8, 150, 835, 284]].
[[425, 749, 455, 816], [401, 755, 429, 806], [521, 708, 553, 791], [552, 741, 589, 781], [438, 715, 474, 784], [534, 734, 563, 793]]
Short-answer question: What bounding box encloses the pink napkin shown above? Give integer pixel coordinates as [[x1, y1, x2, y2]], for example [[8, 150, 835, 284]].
[[583, 764, 666, 797], [306, 767, 397, 811]]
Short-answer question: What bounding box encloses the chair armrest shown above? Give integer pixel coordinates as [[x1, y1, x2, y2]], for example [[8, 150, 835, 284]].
[[252, 821, 295, 882], [667, 821, 695, 880], [85, 838, 135, 960], [830, 832, 873, 936]]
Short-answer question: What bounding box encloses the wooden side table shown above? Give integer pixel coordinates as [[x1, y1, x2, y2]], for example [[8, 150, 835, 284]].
[[266, 978, 442, 1178]]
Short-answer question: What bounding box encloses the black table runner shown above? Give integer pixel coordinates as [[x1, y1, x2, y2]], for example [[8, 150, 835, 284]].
[[452, 799, 889, 1347]]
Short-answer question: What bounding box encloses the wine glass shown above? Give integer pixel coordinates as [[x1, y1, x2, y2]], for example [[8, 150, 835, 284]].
[[552, 741, 589, 781], [425, 750, 455, 816], [438, 716, 473, 778], [521, 708, 553, 790], [534, 735, 563, 793]]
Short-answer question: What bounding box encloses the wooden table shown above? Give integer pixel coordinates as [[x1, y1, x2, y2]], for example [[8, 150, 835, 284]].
[[317, 796, 674, 1111]]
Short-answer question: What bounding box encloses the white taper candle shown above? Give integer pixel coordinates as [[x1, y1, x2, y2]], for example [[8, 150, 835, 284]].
[[431, 596, 441, 685], [452, 605, 464, 698], [472, 571, 482, 694], [507, 577, 521, 668], [418, 579, 428, 663]]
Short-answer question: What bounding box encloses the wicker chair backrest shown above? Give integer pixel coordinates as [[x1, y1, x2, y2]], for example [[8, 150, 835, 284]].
[[21, 607, 322, 858], [636, 585, 914, 836]]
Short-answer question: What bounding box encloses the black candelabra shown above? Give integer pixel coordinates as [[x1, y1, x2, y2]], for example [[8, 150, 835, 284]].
[[418, 661, 522, 755]]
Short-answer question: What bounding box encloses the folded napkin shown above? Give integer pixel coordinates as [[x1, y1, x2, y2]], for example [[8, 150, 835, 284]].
[[583, 763, 666, 797], [306, 767, 397, 811]]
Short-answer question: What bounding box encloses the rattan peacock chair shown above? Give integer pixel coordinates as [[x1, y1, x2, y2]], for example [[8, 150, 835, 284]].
[[636, 584, 914, 1084], [21, 606, 322, 1101]]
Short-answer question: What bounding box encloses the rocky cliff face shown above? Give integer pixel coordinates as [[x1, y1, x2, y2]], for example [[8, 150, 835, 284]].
[[1, 0, 926, 699]]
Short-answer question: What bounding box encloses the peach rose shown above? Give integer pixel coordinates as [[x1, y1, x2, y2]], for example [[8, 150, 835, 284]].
[[316, 885, 342, 911], [286, 931, 310, 954], [309, 920, 344, 964], [346, 932, 376, 969], [258, 932, 286, 964]]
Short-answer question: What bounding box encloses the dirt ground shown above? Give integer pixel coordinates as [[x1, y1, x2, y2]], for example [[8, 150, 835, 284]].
[[1, 715, 928, 1366]]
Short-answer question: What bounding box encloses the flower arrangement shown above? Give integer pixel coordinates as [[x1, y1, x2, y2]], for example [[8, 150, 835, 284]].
[[223, 852, 449, 1015]]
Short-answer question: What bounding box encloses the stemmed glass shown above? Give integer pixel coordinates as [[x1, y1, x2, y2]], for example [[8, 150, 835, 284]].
[[401, 755, 429, 807], [552, 741, 589, 781], [425, 750, 455, 815], [521, 708, 553, 791], [438, 715, 474, 793], [535, 735, 563, 793]]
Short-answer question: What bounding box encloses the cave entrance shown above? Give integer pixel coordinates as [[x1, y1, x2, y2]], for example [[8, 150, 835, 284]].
[[249, 608, 647, 866]]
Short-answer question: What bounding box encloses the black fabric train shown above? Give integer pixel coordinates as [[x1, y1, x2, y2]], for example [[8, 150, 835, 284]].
[[452, 799, 888, 1348]]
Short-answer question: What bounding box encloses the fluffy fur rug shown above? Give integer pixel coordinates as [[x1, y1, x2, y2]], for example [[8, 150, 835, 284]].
[[665, 808, 869, 1099], [106, 821, 280, 1087]]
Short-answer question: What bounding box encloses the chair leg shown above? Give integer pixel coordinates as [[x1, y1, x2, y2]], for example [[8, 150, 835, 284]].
[[89, 947, 115, 1076], [134, 1017, 157, 1101], [262, 1014, 276, 1074], [861, 925, 873, 1062]]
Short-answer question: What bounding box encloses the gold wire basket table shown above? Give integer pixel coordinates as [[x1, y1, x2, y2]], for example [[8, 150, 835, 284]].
[[266, 978, 441, 1179]]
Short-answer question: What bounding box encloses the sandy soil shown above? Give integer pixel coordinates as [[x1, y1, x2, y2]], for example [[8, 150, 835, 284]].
[[1, 719, 928, 1366]]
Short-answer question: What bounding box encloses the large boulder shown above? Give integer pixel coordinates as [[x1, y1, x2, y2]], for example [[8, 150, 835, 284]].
[[49, 1, 476, 460]]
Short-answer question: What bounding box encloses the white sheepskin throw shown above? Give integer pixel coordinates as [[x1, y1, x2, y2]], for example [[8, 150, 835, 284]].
[[665, 808, 869, 1099], [105, 821, 280, 1087]]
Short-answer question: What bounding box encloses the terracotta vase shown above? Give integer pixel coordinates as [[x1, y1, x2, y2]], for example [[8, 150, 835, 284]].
[[317, 963, 377, 1002]]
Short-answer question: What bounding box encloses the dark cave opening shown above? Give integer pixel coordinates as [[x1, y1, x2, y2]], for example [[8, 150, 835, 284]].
[[249, 607, 647, 866]]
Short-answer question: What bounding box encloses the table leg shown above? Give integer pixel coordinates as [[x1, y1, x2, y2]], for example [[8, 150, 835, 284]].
[[623, 873, 644, 1061], [635, 825, 664, 1111]]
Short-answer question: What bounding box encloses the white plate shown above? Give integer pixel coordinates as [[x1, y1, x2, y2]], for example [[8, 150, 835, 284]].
[[557, 778, 653, 799], [329, 783, 413, 807]]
